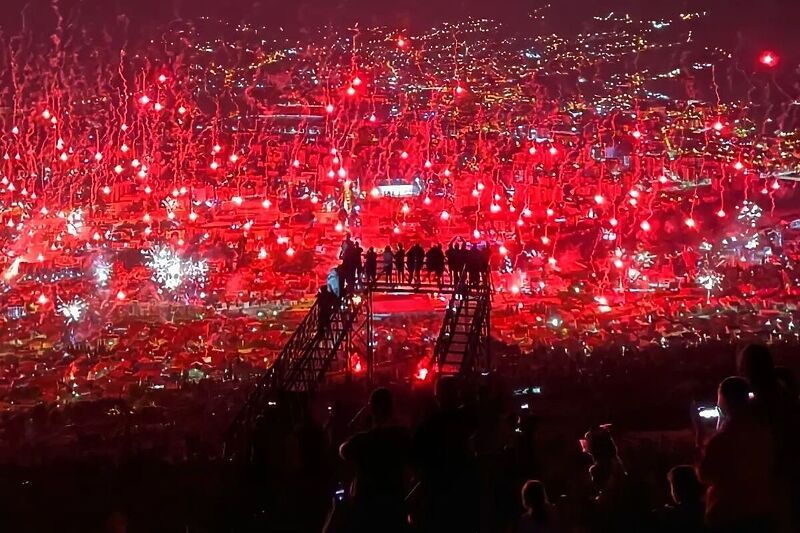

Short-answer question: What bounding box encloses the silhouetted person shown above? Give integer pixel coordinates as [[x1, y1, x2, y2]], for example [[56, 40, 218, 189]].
[[582, 425, 642, 531], [515, 480, 560, 533], [364, 247, 377, 284], [382, 246, 394, 283], [410, 376, 478, 532], [446, 242, 460, 285], [317, 285, 336, 334], [342, 242, 359, 291], [332, 388, 411, 532], [427, 243, 446, 286], [698, 376, 778, 532], [327, 267, 341, 298], [466, 244, 481, 286], [739, 345, 799, 530], [653, 465, 705, 533], [395, 243, 406, 284], [408, 243, 425, 284], [339, 233, 353, 260]]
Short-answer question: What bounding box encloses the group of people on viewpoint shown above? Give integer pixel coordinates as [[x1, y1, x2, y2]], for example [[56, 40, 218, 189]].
[[325, 235, 491, 297]]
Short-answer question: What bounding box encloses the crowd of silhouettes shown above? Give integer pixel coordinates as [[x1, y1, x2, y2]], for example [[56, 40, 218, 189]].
[[311, 342, 800, 533], [305, 241, 800, 532]]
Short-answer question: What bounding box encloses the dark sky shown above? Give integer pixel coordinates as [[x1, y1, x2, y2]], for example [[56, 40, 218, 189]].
[[0, 0, 797, 50]]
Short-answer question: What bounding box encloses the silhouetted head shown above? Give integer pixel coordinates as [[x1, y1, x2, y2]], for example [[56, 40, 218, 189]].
[[369, 387, 393, 424], [668, 465, 703, 505], [582, 425, 617, 464], [718, 376, 751, 419], [738, 344, 775, 391], [521, 480, 549, 514]]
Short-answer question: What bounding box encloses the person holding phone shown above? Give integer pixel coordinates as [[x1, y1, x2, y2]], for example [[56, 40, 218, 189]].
[[697, 377, 778, 532], [327, 388, 411, 533]]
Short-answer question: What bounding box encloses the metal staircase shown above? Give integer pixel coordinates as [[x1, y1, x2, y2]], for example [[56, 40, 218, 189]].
[[225, 266, 492, 462], [434, 269, 492, 376], [224, 292, 366, 461]]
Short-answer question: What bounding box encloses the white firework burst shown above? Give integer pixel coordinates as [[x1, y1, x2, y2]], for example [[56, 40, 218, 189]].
[[633, 250, 656, 268], [162, 196, 179, 213], [146, 246, 207, 291], [737, 201, 762, 227], [58, 296, 87, 323], [94, 260, 112, 286], [65, 209, 84, 237], [696, 269, 723, 291]]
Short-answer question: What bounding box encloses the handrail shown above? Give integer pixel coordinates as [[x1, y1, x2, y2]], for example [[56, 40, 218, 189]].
[[433, 267, 469, 370]]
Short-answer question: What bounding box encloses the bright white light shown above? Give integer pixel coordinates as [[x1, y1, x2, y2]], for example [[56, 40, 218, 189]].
[[58, 297, 87, 324], [94, 261, 112, 286], [147, 246, 208, 291]]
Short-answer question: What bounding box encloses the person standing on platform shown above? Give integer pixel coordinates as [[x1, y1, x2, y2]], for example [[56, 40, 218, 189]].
[[395, 243, 406, 285], [408, 243, 425, 285], [382, 246, 394, 284], [364, 247, 378, 285]]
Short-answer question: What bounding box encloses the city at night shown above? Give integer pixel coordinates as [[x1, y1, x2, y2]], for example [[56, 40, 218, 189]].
[[0, 0, 797, 531]]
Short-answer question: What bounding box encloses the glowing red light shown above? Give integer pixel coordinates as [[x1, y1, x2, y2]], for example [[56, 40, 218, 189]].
[[733, 161, 744, 171], [416, 367, 429, 381], [632, 130, 642, 139], [351, 354, 365, 374], [759, 51, 778, 67], [397, 37, 406, 48], [713, 121, 724, 131]]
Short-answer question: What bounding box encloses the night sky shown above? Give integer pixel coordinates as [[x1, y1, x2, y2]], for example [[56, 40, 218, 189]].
[[0, 0, 797, 47]]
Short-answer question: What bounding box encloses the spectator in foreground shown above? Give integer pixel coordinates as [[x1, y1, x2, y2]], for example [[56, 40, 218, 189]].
[[327, 388, 411, 533], [698, 376, 777, 533], [410, 376, 479, 532], [653, 465, 705, 533], [515, 480, 560, 533], [581, 425, 644, 531]]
